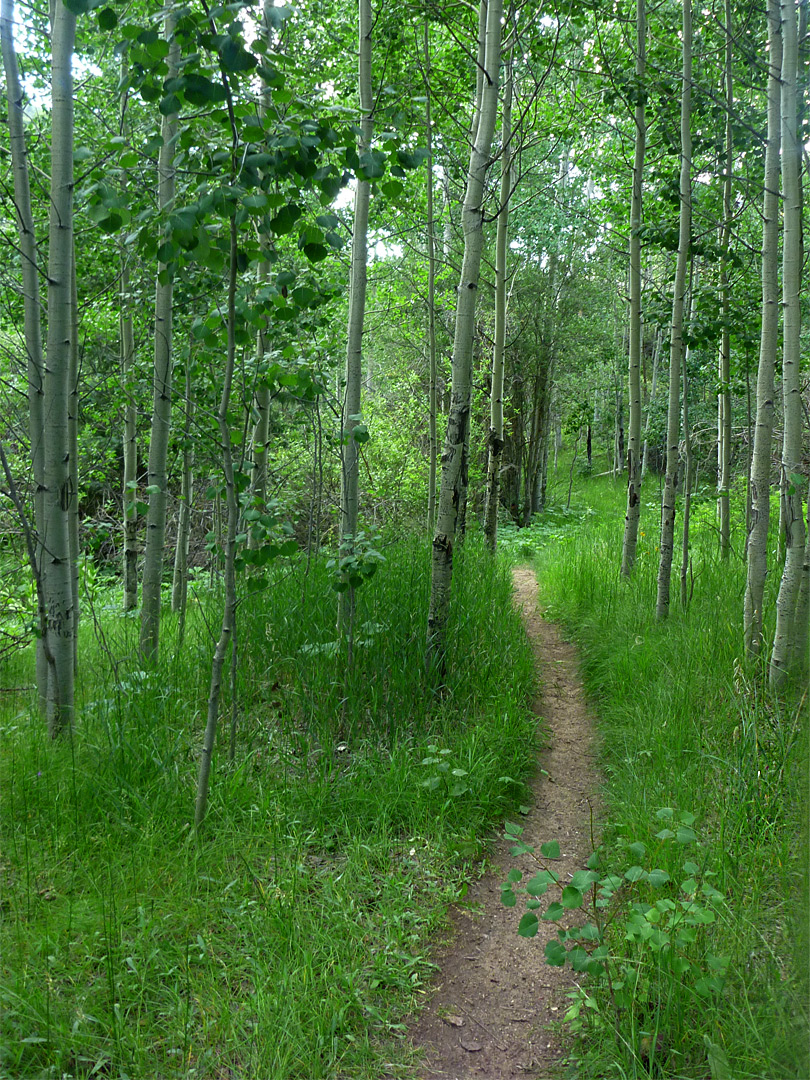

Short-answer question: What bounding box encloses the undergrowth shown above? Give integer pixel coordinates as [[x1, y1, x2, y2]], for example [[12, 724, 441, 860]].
[[0, 537, 538, 1080], [525, 472, 808, 1079]]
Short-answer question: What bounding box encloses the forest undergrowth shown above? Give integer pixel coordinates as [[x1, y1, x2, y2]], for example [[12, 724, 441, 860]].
[[505, 469, 809, 1080], [0, 541, 539, 1080]]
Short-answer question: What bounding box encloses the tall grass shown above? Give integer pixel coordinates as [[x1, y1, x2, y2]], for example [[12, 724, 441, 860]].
[[0, 536, 538, 1079], [528, 472, 808, 1079]]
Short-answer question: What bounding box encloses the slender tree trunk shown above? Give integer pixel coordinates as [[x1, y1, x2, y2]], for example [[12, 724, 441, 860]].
[[1, 0, 48, 710], [119, 61, 138, 612], [770, 0, 805, 687], [680, 271, 697, 607], [139, 10, 179, 663], [656, 0, 691, 621], [424, 17, 438, 534], [42, 0, 77, 735], [172, 366, 195, 636], [484, 40, 514, 553], [339, 0, 373, 632], [717, 0, 734, 558], [68, 242, 79, 674], [744, 0, 782, 657], [621, 0, 646, 576], [641, 332, 661, 479], [195, 217, 240, 830], [427, 0, 502, 673]]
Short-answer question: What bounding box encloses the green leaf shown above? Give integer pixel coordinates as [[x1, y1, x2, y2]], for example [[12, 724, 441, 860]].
[[97, 6, 117, 29], [624, 865, 648, 882], [542, 901, 565, 921], [221, 37, 257, 73], [676, 826, 697, 844], [518, 912, 539, 938], [561, 885, 584, 909], [586, 850, 600, 870], [656, 828, 676, 840], [648, 868, 671, 888], [506, 868, 522, 884], [544, 939, 567, 964], [656, 807, 675, 820], [352, 424, 370, 444], [270, 203, 302, 235], [628, 841, 647, 859], [526, 870, 558, 894], [570, 870, 599, 891], [540, 841, 560, 859], [704, 1037, 731, 1079], [500, 887, 517, 908]]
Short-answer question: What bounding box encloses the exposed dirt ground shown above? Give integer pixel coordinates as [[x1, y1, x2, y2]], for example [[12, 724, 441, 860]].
[[404, 565, 602, 1080]]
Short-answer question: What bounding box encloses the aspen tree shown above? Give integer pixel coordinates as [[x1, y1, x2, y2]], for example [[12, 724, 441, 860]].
[[120, 63, 138, 612], [484, 34, 514, 553], [139, 10, 180, 662], [427, 0, 502, 672], [248, 0, 276, 533], [339, 0, 373, 633], [769, 0, 805, 687], [1, 0, 48, 709], [620, 0, 647, 576], [42, 0, 77, 733], [656, 0, 691, 620], [744, 0, 782, 657], [716, 0, 733, 559], [423, 16, 438, 534]]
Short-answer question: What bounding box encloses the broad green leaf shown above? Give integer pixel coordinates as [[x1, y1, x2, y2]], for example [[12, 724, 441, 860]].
[[500, 888, 517, 908], [570, 870, 599, 891], [624, 866, 648, 882], [544, 939, 566, 964], [648, 868, 671, 888], [704, 1036, 731, 1079], [518, 912, 539, 938], [676, 826, 697, 844], [542, 901, 565, 921], [561, 885, 584, 909], [97, 6, 117, 29], [540, 841, 560, 859]]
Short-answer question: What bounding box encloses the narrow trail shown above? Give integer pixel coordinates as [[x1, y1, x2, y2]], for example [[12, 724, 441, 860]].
[[404, 565, 601, 1079]]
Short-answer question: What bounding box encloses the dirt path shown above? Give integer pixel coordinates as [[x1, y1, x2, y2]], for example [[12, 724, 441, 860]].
[[404, 565, 601, 1079]]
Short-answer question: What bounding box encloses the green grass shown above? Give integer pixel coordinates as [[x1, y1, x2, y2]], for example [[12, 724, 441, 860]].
[[0, 537, 539, 1079], [525, 470, 809, 1079]]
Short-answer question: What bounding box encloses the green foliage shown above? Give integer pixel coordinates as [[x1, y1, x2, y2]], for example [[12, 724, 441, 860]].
[[529, 471, 808, 1079], [502, 812, 729, 1076], [0, 539, 538, 1078]]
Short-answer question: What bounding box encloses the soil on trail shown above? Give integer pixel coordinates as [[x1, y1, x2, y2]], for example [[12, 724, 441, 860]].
[[404, 565, 601, 1080]]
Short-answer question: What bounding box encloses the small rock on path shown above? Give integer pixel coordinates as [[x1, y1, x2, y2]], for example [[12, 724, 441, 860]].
[[403, 564, 601, 1079]]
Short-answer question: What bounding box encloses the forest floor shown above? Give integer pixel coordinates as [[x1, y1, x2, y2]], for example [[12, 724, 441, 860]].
[[403, 565, 602, 1080]]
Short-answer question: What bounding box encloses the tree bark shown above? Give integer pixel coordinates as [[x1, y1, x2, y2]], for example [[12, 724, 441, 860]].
[[744, 0, 782, 657], [621, 0, 647, 576], [42, 0, 77, 734], [427, 0, 502, 674], [1, 0, 48, 710], [717, 0, 733, 559], [139, 9, 179, 663], [656, 0, 691, 621], [339, 0, 373, 632], [423, 17, 438, 535], [769, 0, 805, 687], [484, 39, 514, 553]]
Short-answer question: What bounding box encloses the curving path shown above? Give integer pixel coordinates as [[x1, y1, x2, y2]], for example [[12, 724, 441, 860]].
[[404, 565, 601, 1079]]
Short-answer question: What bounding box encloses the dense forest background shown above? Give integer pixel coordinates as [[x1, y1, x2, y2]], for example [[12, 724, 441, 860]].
[[0, 0, 807, 1076]]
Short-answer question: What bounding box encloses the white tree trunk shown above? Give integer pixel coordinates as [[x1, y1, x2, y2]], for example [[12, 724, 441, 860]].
[[339, 0, 373, 632], [717, 0, 733, 559], [139, 10, 179, 662], [484, 40, 514, 553], [744, 0, 782, 657], [42, 0, 77, 735], [621, 0, 647, 577], [769, 0, 805, 687], [427, 0, 502, 672], [1, 0, 48, 709], [656, 0, 691, 621]]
